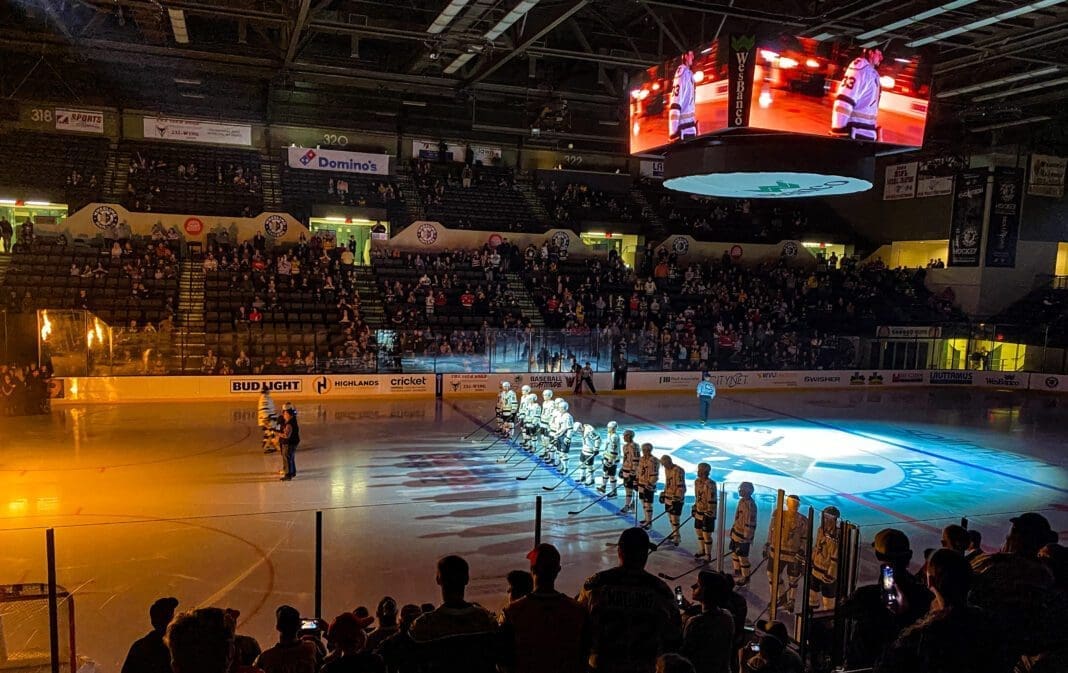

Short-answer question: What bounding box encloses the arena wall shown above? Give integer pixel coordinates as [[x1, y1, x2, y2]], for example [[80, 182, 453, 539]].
[[50, 370, 1066, 404]]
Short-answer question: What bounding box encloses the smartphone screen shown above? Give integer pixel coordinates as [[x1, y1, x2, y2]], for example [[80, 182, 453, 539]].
[[881, 564, 897, 606], [300, 618, 319, 632], [674, 585, 684, 607]]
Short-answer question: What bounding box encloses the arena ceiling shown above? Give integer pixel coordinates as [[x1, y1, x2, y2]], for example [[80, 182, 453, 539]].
[[2, 0, 1068, 153]]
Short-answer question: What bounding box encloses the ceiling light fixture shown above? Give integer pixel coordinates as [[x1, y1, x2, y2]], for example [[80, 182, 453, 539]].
[[970, 115, 1052, 131], [972, 74, 1068, 101], [857, 0, 979, 46], [168, 8, 189, 44], [906, 0, 1067, 47], [427, 0, 471, 34], [937, 66, 1060, 98]]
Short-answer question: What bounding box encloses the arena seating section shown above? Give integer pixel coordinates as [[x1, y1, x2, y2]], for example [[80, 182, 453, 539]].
[[0, 131, 107, 209], [0, 238, 177, 327], [281, 160, 408, 227], [990, 280, 1068, 347], [411, 160, 540, 231], [120, 141, 264, 216], [537, 180, 642, 226]]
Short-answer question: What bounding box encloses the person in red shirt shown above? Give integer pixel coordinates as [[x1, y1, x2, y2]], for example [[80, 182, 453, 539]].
[[460, 291, 475, 309]]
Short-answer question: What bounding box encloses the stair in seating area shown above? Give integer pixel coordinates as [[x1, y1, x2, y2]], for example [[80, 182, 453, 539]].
[[175, 259, 206, 370], [394, 169, 425, 225], [629, 187, 666, 230], [259, 150, 283, 211], [0, 253, 11, 285], [106, 143, 131, 204], [504, 271, 544, 327], [351, 266, 386, 328]]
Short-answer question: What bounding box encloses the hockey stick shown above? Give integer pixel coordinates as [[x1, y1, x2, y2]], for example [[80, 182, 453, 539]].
[[542, 464, 581, 491], [462, 416, 497, 441], [652, 515, 694, 550], [478, 435, 505, 452], [657, 550, 735, 581], [736, 555, 768, 587], [559, 469, 590, 499], [568, 492, 609, 515], [640, 509, 669, 529], [515, 457, 551, 481]]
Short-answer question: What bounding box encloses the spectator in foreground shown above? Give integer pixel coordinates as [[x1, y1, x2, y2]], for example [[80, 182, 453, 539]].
[[321, 613, 385, 673], [579, 527, 682, 673], [940, 524, 969, 554], [166, 607, 235, 673], [504, 570, 534, 605], [500, 543, 588, 673], [839, 528, 932, 670], [364, 597, 401, 653], [409, 555, 499, 673], [122, 597, 179, 673], [681, 571, 734, 673], [233, 634, 264, 673], [742, 621, 802, 673], [878, 548, 1005, 673], [657, 654, 696, 673], [256, 605, 318, 673], [377, 604, 423, 673]]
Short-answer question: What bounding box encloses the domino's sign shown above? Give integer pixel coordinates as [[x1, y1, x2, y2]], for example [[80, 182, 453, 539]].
[[287, 147, 390, 175]]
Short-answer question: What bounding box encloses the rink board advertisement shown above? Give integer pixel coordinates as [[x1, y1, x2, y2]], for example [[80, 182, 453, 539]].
[[1030, 373, 1068, 393], [442, 372, 612, 396], [629, 33, 932, 154], [60, 375, 434, 402]]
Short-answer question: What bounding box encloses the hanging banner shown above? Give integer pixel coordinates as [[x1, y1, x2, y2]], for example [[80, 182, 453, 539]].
[[286, 147, 390, 175], [883, 162, 918, 200], [916, 160, 954, 198], [1028, 153, 1066, 198], [640, 159, 665, 179], [948, 170, 988, 267], [55, 108, 105, 134], [143, 116, 252, 146], [985, 167, 1023, 268]]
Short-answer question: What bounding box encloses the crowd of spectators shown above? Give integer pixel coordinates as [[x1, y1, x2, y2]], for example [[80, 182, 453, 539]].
[[125, 150, 262, 216], [537, 181, 642, 225], [324, 177, 402, 209], [121, 511, 1066, 673], [0, 361, 52, 416]]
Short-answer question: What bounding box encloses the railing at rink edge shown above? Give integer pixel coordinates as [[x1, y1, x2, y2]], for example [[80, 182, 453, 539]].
[[11, 315, 1068, 377]]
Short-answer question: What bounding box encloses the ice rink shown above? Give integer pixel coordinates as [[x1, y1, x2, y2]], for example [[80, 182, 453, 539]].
[[2, 387, 1067, 670]]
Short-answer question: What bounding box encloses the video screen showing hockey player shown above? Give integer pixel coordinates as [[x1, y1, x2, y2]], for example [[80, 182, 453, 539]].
[[628, 43, 727, 154], [745, 35, 931, 147]]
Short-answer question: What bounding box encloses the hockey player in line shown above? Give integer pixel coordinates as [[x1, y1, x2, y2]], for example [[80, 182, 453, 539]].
[[517, 386, 536, 450], [257, 386, 279, 453], [692, 463, 718, 563], [496, 381, 518, 438], [764, 494, 809, 613], [551, 399, 574, 472], [809, 506, 841, 611], [598, 421, 621, 497], [637, 443, 660, 528], [579, 423, 602, 486], [730, 482, 758, 583], [659, 455, 686, 546], [539, 390, 555, 462], [619, 430, 641, 512]]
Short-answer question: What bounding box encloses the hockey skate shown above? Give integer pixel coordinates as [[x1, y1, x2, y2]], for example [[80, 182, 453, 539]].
[[608, 488, 618, 498]]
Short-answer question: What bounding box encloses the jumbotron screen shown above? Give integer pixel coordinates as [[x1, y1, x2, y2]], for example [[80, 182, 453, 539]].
[[629, 34, 932, 155]]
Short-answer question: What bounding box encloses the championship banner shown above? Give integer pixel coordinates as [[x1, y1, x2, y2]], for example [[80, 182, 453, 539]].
[[948, 170, 988, 267], [55, 108, 104, 134], [639, 159, 665, 179], [143, 116, 252, 146], [286, 147, 390, 175], [916, 158, 959, 198], [985, 167, 1023, 268], [727, 34, 757, 128], [884, 162, 918, 200], [412, 140, 502, 164], [1028, 153, 1066, 198]]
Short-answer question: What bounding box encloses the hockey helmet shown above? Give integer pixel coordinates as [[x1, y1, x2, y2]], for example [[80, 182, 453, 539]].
[[501, 381, 511, 390], [738, 481, 755, 497], [573, 421, 583, 432], [261, 386, 273, 396], [606, 421, 618, 431], [521, 384, 532, 395], [558, 400, 569, 412], [623, 429, 635, 439], [282, 402, 296, 412], [583, 423, 595, 434], [823, 506, 841, 519], [660, 454, 673, 466], [542, 389, 554, 400], [555, 398, 566, 408]]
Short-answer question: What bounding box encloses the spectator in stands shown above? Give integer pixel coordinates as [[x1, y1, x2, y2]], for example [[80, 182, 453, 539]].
[[365, 598, 401, 653], [500, 543, 588, 673], [741, 621, 802, 673], [680, 571, 734, 673], [202, 349, 219, 374], [964, 530, 984, 564], [839, 529, 932, 670], [505, 570, 534, 605], [409, 555, 499, 673], [121, 596, 179, 673], [234, 634, 264, 673], [321, 612, 385, 673], [579, 527, 681, 673], [878, 549, 1006, 673], [941, 524, 969, 554], [0, 216, 12, 252], [256, 605, 318, 673], [166, 607, 235, 673], [378, 604, 423, 673]]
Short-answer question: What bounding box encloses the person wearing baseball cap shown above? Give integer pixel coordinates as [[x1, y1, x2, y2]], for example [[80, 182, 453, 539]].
[[257, 605, 318, 673], [321, 612, 384, 673], [680, 571, 734, 673], [837, 528, 931, 670], [499, 543, 588, 673], [121, 597, 178, 673]]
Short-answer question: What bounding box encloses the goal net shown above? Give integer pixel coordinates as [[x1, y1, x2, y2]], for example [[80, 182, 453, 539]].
[[0, 584, 74, 672]]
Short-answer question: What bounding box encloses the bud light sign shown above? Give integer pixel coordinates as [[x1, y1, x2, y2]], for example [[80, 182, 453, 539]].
[[287, 147, 389, 175]]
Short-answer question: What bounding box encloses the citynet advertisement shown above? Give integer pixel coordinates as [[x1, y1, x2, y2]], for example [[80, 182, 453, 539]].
[[629, 34, 931, 155]]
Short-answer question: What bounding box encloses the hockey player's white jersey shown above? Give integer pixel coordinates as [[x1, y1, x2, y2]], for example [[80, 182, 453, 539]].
[[812, 524, 840, 584], [257, 392, 276, 426], [581, 428, 602, 457], [767, 509, 809, 558], [540, 401, 555, 430], [552, 411, 574, 438], [663, 464, 686, 503], [497, 389, 518, 414], [831, 57, 881, 140], [669, 64, 698, 140], [731, 497, 757, 544], [621, 440, 640, 475], [638, 454, 660, 490], [603, 430, 621, 463], [694, 477, 717, 519]]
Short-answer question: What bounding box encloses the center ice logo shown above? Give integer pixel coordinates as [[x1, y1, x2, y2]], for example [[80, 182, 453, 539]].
[[299, 150, 317, 165]]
